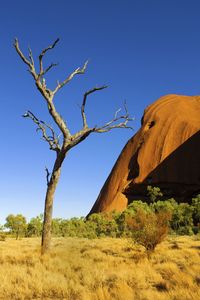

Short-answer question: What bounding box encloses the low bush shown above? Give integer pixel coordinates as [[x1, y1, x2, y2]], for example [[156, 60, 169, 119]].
[[0, 233, 6, 241], [126, 209, 171, 256]]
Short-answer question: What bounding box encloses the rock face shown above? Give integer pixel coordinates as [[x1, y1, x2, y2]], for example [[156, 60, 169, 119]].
[[89, 94, 200, 215]]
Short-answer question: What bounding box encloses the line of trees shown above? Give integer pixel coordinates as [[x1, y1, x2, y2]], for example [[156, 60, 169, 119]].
[[1, 188, 200, 240]]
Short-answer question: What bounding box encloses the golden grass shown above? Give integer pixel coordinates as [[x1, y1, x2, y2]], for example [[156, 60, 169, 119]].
[[0, 236, 199, 299]]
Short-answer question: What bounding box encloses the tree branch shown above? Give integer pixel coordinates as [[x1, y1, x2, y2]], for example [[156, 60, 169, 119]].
[[81, 86, 108, 128], [14, 38, 38, 80], [14, 38, 32, 68], [14, 38, 73, 140], [68, 98, 133, 149], [15, 38, 133, 153], [28, 47, 35, 66], [53, 60, 88, 95], [23, 111, 61, 152], [42, 63, 58, 76], [93, 102, 134, 133], [45, 167, 51, 186], [39, 38, 60, 75]]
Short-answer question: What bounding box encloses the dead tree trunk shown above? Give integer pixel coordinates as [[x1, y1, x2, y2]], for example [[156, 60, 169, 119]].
[[14, 38, 133, 254], [42, 155, 64, 253]]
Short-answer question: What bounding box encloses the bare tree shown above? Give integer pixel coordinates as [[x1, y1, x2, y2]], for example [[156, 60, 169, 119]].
[[14, 38, 133, 254]]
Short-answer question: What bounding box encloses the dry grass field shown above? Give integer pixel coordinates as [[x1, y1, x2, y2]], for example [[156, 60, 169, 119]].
[[0, 236, 199, 300]]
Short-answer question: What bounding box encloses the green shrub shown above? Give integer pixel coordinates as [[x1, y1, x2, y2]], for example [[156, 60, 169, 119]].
[[147, 185, 163, 203], [59, 217, 90, 238], [191, 194, 200, 226], [126, 209, 171, 256], [26, 214, 43, 237], [4, 214, 27, 239], [151, 198, 177, 213], [87, 213, 118, 238], [117, 201, 152, 237], [170, 203, 194, 235]]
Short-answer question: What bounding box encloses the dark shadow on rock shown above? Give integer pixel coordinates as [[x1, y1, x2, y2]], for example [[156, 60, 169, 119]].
[[127, 148, 140, 181], [124, 130, 200, 203]]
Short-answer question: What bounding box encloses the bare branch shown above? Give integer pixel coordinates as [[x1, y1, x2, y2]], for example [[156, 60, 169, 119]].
[[40, 120, 60, 144], [53, 60, 89, 95], [28, 47, 34, 66], [93, 102, 134, 133], [114, 108, 121, 119], [42, 63, 58, 76], [23, 111, 61, 152], [39, 38, 60, 75], [14, 38, 32, 68], [15, 38, 133, 147], [69, 128, 93, 148], [45, 167, 51, 186], [14, 39, 72, 140], [69, 92, 133, 148], [14, 38, 38, 80], [81, 86, 108, 128]]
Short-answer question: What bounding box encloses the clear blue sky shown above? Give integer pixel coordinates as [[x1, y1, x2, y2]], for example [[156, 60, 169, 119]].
[[1, 0, 200, 223]]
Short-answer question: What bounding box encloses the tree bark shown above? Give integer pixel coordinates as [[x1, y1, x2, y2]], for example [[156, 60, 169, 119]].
[[41, 152, 65, 254]]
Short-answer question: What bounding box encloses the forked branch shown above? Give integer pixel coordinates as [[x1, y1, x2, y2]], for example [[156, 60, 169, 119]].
[[69, 100, 133, 149], [14, 38, 32, 68], [42, 63, 58, 76], [15, 38, 133, 151], [23, 111, 61, 152], [14, 38, 88, 95], [39, 38, 60, 75], [52, 60, 88, 95], [93, 102, 134, 133], [81, 86, 108, 128], [28, 47, 34, 66]]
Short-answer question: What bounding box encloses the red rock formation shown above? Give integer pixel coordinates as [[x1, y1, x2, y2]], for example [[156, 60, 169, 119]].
[[89, 94, 200, 214]]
